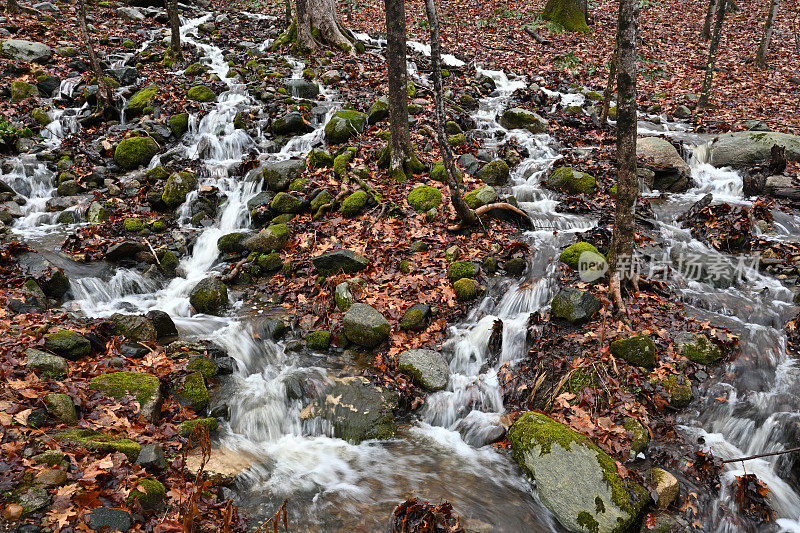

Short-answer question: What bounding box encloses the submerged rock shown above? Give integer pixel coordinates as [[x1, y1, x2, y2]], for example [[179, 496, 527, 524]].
[[508, 412, 649, 533]]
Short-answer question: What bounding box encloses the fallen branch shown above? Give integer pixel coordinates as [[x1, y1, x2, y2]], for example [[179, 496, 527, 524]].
[[221, 255, 250, 282], [524, 26, 550, 45], [446, 202, 531, 231], [143, 238, 160, 265], [721, 446, 800, 464]]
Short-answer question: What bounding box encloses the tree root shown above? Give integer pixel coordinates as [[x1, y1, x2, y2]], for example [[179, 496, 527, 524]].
[[446, 202, 531, 231]]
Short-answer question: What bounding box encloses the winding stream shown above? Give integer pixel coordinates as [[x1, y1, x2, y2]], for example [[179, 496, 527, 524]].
[[2, 10, 800, 532]]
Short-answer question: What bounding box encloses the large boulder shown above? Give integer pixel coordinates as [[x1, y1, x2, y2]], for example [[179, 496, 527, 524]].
[[508, 412, 649, 533], [300, 376, 398, 443], [550, 287, 601, 325], [89, 371, 163, 422], [189, 277, 228, 316], [243, 223, 290, 253], [545, 167, 596, 195], [44, 330, 91, 360], [499, 108, 549, 134], [114, 136, 160, 170], [709, 131, 800, 168], [398, 349, 449, 392], [312, 249, 369, 275], [324, 110, 367, 144], [261, 159, 306, 192], [125, 85, 158, 116], [636, 137, 691, 192], [187, 84, 216, 102], [271, 112, 312, 136], [0, 39, 53, 63], [111, 313, 157, 342], [161, 171, 198, 207], [342, 303, 390, 348]]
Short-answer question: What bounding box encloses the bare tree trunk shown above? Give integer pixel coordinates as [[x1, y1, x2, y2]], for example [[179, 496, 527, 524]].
[[296, 0, 355, 53], [384, 0, 412, 181], [701, 0, 718, 39], [601, 45, 618, 123], [755, 0, 780, 67], [77, 0, 114, 111], [698, 0, 726, 108], [6, 0, 19, 14], [541, 0, 589, 32], [609, 0, 639, 315], [424, 0, 476, 227], [166, 0, 181, 56], [284, 0, 292, 25]]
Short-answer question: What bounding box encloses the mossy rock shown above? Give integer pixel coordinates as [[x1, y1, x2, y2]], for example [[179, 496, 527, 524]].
[[610, 335, 657, 369], [123, 217, 145, 232], [55, 428, 141, 462], [44, 329, 91, 360], [507, 412, 648, 532], [188, 277, 228, 316], [475, 159, 510, 185], [448, 261, 479, 282], [10, 80, 38, 101], [243, 223, 290, 253], [342, 303, 390, 348], [550, 287, 601, 325], [126, 85, 158, 115], [89, 371, 162, 422], [169, 112, 189, 137], [306, 330, 332, 350], [184, 62, 207, 76], [448, 133, 467, 146], [25, 348, 68, 380], [542, 0, 589, 31], [114, 136, 160, 170], [407, 185, 442, 213], [308, 148, 334, 168], [179, 417, 218, 437], [256, 252, 282, 271], [505, 257, 526, 276], [87, 201, 110, 223], [499, 108, 549, 133], [187, 357, 217, 379], [128, 478, 165, 510], [464, 185, 498, 209], [187, 84, 216, 102], [270, 192, 304, 214], [341, 190, 369, 217], [217, 232, 248, 254], [324, 109, 367, 144], [162, 171, 198, 207], [624, 417, 649, 457], [656, 374, 693, 409], [545, 167, 596, 195], [145, 166, 170, 182], [43, 393, 77, 424], [31, 107, 51, 125], [399, 303, 430, 331], [367, 96, 389, 124], [453, 278, 480, 301], [674, 332, 723, 365], [559, 242, 603, 270], [430, 158, 463, 183], [175, 371, 209, 411]]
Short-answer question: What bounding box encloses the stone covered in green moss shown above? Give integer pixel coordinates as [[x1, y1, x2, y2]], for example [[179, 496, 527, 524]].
[[187, 357, 217, 379], [31, 107, 51, 125], [44, 329, 91, 360], [448, 133, 467, 146], [55, 428, 141, 462], [43, 393, 77, 424], [559, 242, 603, 270], [624, 417, 649, 457], [188, 277, 228, 316], [610, 335, 657, 369], [508, 412, 648, 533], [475, 159, 510, 185], [341, 190, 369, 217], [128, 478, 165, 509], [217, 232, 248, 254], [179, 417, 218, 437], [114, 136, 160, 170], [674, 332, 723, 365], [306, 330, 332, 350], [169, 112, 189, 137], [270, 192, 304, 214], [161, 171, 197, 207], [184, 62, 207, 76], [126, 85, 158, 115], [464, 185, 498, 209], [324, 109, 367, 144], [447, 261, 479, 282], [145, 166, 170, 183], [10, 80, 38, 100], [656, 374, 693, 409], [243, 223, 290, 253], [399, 303, 429, 331], [430, 158, 463, 183], [308, 148, 334, 168], [123, 217, 145, 232], [187, 84, 216, 102], [342, 303, 390, 348], [367, 96, 389, 124], [545, 166, 596, 194], [89, 371, 162, 421], [407, 185, 442, 213], [499, 108, 549, 133], [175, 371, 209, 411], [550, 287, 601, 325], [453, 278, 480, 301], [26, 348, 68, 380], [87, 201, 110, 223]]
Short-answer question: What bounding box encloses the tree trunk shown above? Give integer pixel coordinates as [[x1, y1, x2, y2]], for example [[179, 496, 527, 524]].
[[698, 0, 726, 108], [541, 0, 589, 32], [166, 0, 181, 56], [6, 0, 19, 14], [424, 0, 476, 227], [701, 0, 718, 39], [755, 0, 780, 68], [77, 0, 114, 111], [601, 45, 618, 123], [609, 0, 639, 314], [295, 0, 355, 53], [384, 0, 412, 181], [284, 0, 292, 25]]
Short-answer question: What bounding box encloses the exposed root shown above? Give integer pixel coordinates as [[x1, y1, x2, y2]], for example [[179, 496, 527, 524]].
[[446, 202, 531, 231]]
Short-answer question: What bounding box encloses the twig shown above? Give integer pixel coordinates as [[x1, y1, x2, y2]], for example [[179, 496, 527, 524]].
[[221, 255, 250, 282], [523, 26, 550, 45], [143, 238, 160, 265], [721, 446, 800, 464]]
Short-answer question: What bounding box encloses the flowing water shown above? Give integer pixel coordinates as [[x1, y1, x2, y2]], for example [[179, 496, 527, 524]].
[[3, 11, 800, 532]]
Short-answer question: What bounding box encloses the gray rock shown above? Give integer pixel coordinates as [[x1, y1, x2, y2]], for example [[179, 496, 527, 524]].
[[334, 281, 353, 311], [550, 287, 601, 325], [145, 310, 178, 342], [342, 303, 390, 348], [742, 119, 770, 132], [243, 223, 290, 253], [637, 137, 691, 192], [85, 507, 132, 532], [44, 329, 91, 360], [43, 393, 77, 424], [137, 443, 167, 471], [0, 39, 53, 63], [399, 303, 430, 331], [499, 108, 548, 134], [26, 348, 68, 379], [312, 249, 369, 276], [112, 313, 157, 342], [475, 159, 510, 185], [709, 131, 800, 168], [18, 486, 50, 517], [300, 376, 398, 443], [398, 349, 449, 391], [271, 112, 312, 136], [108, 66, 139, 86], [104, 241, 146, 262], [367, 96, 389, 124], [189, 277, 228, 316], [457, 153, 480, 174], [34, 1, 59, 11], [117, 6, 145, 20], [673, 105, 692, 119], [262, 159, 306, 192], [285, 79, 319, 100]]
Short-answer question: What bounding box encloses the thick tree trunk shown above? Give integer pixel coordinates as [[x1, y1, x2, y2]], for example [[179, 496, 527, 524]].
[[698, 0, 726, 107], [6, 0, 19, 14], [384, 0, 412, 181], [296, 0, 355, 53], [166, 0, 181, 56], [424, 0, 476, 227], [284, 0, 292, 25], [609, 0, 639, 314], [542, 0, 589, 32], [701, 0, 718, 39], [77, 0, 114, 110], [755, 0, 780, 68]]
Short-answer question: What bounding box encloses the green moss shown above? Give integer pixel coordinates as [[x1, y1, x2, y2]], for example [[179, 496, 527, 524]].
[[44, 329, 91, 359], [610, 335, 657, 369], [678, 334, 723, 365], [123, 217, 144, 232], [464, 185, 498, 209], [270, 192, 303, 214], [184, 62, 207, 76], [127, 85, 158, 114], [128, 478, 165, 509], [179, 417, 218, 437], [407, 80, 417, 97], [407, 185, 442, 213], [162, 171, 198, 207], [577, 511, 599, 533], [341, 190, 369, 217], [176, 372, 209, 411], [10, 80, 38, 101], [169, 112, 189, 137], [306, 330, 332, 350], [308, 148, 334, 168], [151, 220, 166, 232], [566, 368, 596, 394], [448, 133, 467, 146], [160, 251, 178, 274], [333, 147, 357, 179], [399, 309, 425, 330], [559, 242, 603, 270], [55, 428, 141, 462], [324, 110, 367, 143], [448, 261, 478, 282], [541, 0, 589, 31], [31, 108, 51, 125], [89, 372, 160, 407], [453, 278, 480, 301], [658, 374, 693, 408], [115, 136, 159, 170], [546, 166, 596, 194], [623, 418, 649, 456], [146, 166, 170, 182], [31, 450, 65, 466], [256, 252, 282, 271], [123, 39, 135, 48], [187, 357, 217, 379], [187, 84, 216, 102]]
